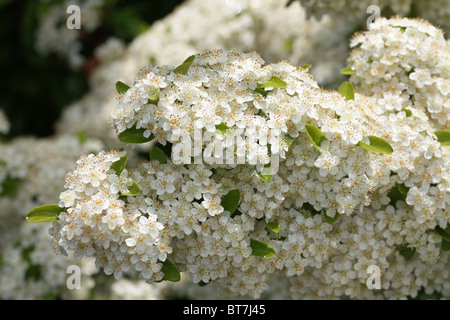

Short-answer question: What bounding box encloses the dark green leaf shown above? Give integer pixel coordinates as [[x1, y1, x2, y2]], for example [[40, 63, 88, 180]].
[[323, 211, 339, 224], [221, 189, 240, 215], [338, 81, 354, 100], [26, 204, 64, 223], [441, 239, 450, 251], [116, 81, 130, 94], [110, 156, 128, 176], [305, 124, 327, 154], [161, 259, 181, 282], [397, 183, 409, 195], [399, 246, 416, 261], [149, 147, 167, 164], [230, 209, 243, 219], [286, 0, 295, 7], [250, 239, 276, 258], [435, 226, 450, 242], [358, 136, 393, 154], [267, 220, 280, 233], [118, 126, 155, 144], [387, 183, 407, 205], [1, 177, 22, 197], [174, 55, 195, 75], [253, 86, 271, 97]]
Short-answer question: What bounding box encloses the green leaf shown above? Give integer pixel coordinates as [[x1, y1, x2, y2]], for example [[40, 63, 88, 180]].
[[121, 180, 141, 197], [387, 183, 409, 206], [323, 211, 339, 224], [401, 108, 412, 117], [387, 186, 404, 205], [442, 239, 450, 251], [250, 239, 276, 258], [283, 134, 296, 147], [257, 163, 273, 183], [148, 88, 160, 104], [230, 209, 243, 219], [116, 81, 130, 94], [221, 189, 241, 215], [118, 126, 155, 144], [397, 183, 409, 195], [267, 220, 280, 233], [253, 86, 271, 97], [305, 124, 327, 154], [0, 177, 22, 197], [340, 67, 356, 75], [26, 204, 64, 223], [161, 259, 181, 282], [149, 147, 168, 164], [435, 130, 450, 146], [399, 246, 416, 261], [110, 156, 128, 176], [174, 55, 195, 75], [215, 122, 231, 136], [198, 280, 210, 287], [300, 64, 312, 69], [286, 0, 295, 7], [258, 174, 272, 183], [260, 76, 287, 88], [76, 132, 88, 144], [435, 226, 450, 242], [358, 136, 394, 154], [393, 25, 407, 31], [338, 81, 354, 100]]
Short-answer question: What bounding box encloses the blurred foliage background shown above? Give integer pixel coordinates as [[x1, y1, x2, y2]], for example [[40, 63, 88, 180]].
[[0, 0, 185, 139]]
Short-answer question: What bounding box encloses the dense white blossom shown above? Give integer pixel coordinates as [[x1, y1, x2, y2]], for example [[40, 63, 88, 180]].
[[50, 45, 450, 299], [346, 17, 450, 128], [0, 135, 105, 299], [55, 0, 353, 146], [295, 0, 450, 34]]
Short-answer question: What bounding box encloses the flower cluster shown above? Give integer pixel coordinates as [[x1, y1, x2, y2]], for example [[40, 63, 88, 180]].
[[55, 0, 353, 146], [50, 43, 450, 299], [346, 17, 450, 128], [0, 134, 106, 299], [294, 0, 450, 34], [111, 49, 322, 171]]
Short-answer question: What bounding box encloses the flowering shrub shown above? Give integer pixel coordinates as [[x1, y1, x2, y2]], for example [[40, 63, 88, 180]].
[[0, 0, 447, 300], [27, 24, 450, 297], [0, 135, 104, 299]]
